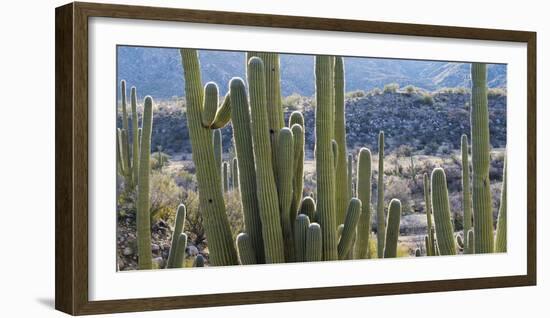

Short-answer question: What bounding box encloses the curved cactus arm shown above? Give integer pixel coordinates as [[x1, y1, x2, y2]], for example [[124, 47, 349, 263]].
[[376, 131, 386, 258], [229, 78, 265, 263], [276, 127, 296, 262], [431, 168, 457, 255], [299, 196, 316, 222], [461, 134, 473, 242], [131, 86, 140, 185], [194, 254, 205, 267], [334, 57, 349, 225], [354, 148, 372, 259], [247, 57, 285, 263], [167, 204, 187, 268], [180, 48, 238, 266], [305, 223, 323, 262], [290, 123, 305, 223], [172, 233, 188, 268], [210, 92, 232, 129], [423, 173, 434, 256], [383, 199, 402, 258], [315, 55, 338, 261], [294, 214, 311, 262], [456, 234, 464, 250], [236, 233, 257, 265], [470, 62, 494, 254], [202, 82, 219, 128], [495, 155, 507, 253], [337, 198, 362, 259], [465, 229, 475, 254], [136, 96, 154, 269]]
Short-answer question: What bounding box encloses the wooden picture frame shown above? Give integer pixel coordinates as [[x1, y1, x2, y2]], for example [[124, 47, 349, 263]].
[[55, 1, 536, 315]]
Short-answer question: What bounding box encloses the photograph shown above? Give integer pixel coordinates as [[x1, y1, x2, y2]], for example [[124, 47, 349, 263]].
[[115, 47, 507, 270]]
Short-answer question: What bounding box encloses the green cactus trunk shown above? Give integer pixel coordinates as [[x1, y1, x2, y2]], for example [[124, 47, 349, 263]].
[[202, 82, 219, 128], [130, 86, 140, 185], [167, 204, 187, 268], [314, 55, 338, 261], [431, 168, 457, 255], [236, 233, 257, 265], [116, 128, 126, 176], [171, 233, 188, 268], [423, 173, 434, 256], [470, 62, 494, 254], [180, 49, 238, 266], [223, 161, 229, 192], [338, 198, 362, 259], [276, 127, 296, 262], [120, 80, 132, 186], [334, 57, 349, 225], [354, 148, 372, 259], [213, 129, 223, 185], [461, 134, 473, 252], [294, 214, 311, 262], [299, 196, 316, 223], [383, 199, 401, 258], [495, 156, 507, 252], [232, 157, 239, 190], [290, 123, 305, 224], [347, 153, 353, 199], [247, 57, 285, 263], [465, 229, 475, 254], [305, 223, 323, 262], [136, 96, 153, 270], [376, 131, 386, 258], [229, 78, 265, 264]]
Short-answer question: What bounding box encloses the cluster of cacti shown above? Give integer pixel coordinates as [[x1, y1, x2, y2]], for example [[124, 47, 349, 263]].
[[174, 50, 506, 267]]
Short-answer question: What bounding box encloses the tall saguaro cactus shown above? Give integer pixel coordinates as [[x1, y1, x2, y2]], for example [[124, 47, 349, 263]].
[[461, 134, 473, 251], [423, 173, 435, 256], [290, 122, 305, 223], [314, 55, 338, 261], [431, 168, 457, 255], [136, 96, 154, 270], [470, 62, 494, 254], [276, 127, 296, 262], [179, 49, 238, 266], [213, 129, 223, 183], [495, 156, 507, 252], [247, 57, 285, 263], [334, 57, 349, 225], [338, 198, 362, 259], [384, 199, 401, 258], [376, 131, 386, 258], [354, 148, 372, 259], [130, 86, 140, 185], [229, 78, 264, 263]]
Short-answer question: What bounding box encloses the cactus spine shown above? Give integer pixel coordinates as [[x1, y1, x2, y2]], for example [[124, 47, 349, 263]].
[[423, 173, 434, 256], [294, 214, 311, 262], [167, 204, 187, 268], [136, 96, 153, 270], [431, 168, 457, 255], [229, 78, 265, 263], [180, 49, 238, 266], [338, 198, 362, 259], [131, 86, 140, 185], [461, 134, 473, 252], [314, 55, 338, 261], [172, 233, 188, 268], [276, 127, 296, 262], [376, 131, 386, 258], [495, 156, 507, 252], [236, 233, 257, 265], [306, 223, 322, 262], [355, 148, 372, 259], [247, 57, 285, 263], [384, 199, 402, 258], [470, 62, 494, 254], [334, 57, 349, 225]]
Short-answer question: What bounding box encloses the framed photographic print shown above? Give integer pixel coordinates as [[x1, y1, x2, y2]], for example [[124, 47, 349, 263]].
[[55, 1, 537, 315]]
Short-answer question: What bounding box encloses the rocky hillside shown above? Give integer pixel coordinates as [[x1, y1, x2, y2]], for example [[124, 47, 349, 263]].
[[118, 91, 506, 159], [117, 46, 507, 99]]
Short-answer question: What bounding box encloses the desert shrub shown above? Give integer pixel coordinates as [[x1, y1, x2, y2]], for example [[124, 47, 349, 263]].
[[424, 142, 439, 155], [151, 151, 170, 170], [282, 93, 304, 111], [369, 87, 382, 96], [149, 170, 182, 222], [345, 90, 366, 99], [224, 190, 245, 238], [455, 87, 469, 95], [403, 85, 418, 95], [385, 176, 412, 213], [488, 88, 507, 97], [182, 189, 205, 246], [395, 144, 414, 157], [418, 93, 434, 106], [383, 83, 399, 94]]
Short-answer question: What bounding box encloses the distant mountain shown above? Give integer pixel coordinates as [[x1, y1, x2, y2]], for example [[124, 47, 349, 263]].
[[117, 46, 506, 100]]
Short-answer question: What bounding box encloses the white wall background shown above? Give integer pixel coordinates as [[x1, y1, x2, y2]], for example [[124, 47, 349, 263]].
[[0, 0, 546, 317]]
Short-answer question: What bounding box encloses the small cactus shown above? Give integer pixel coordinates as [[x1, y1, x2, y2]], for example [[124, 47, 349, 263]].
[[354, 148, 372, 259], [376, 131, 386, 258], [423, 173, 434, 256], [338, 198, 362, 259], [383, 199, 402, 258], [299, 196, 316, 222], [236, 232, 257, 265], [495, 156, 507, 253], [431, 168, 457, 255], [305, 223, 322, 262], [167, 204, 187, 268], [172, 233, 188, 268], [294, 214, 311, 262]]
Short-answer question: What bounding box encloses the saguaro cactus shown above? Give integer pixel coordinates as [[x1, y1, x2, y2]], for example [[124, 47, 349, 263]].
[[213, 129, 222, 180], [290, 123, 305, 223], [461, 134, 473, 251], [276, 127, 296, 262], [172, 233, 188, 268], [347, 153, 353, 199], [334, 57, 349, 225], [314, 55, 338, 261], [338, 198, 362, 259], [136, 96, 154, 270], [383, 199, 402, 258], [470, 62, 494, 254], [247, 57, 285, 263], [229, 78, 265, 263], [423, 173, 434, 256], [236, 233, 257, 265], [376, 131, 386, 258], [294, 214, 311, 262], [431, 168, 457, 255], [306, 223, 322, 262], [299, 196, 316, 222], [180, 48, 238, 266], [120, 80, 132, 185], [495, 156, 507, 252], [355, 148, 372, 259], [130, 86, 140, 185], [232, 157, 239, 190], [167, 204, 187, 268], [223, 161, 229, 192]]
